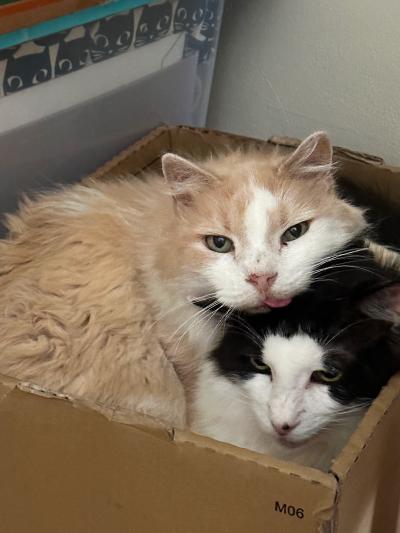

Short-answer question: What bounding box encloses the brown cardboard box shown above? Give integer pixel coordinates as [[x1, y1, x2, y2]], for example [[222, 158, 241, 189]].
[[1, 126, 399, 533]]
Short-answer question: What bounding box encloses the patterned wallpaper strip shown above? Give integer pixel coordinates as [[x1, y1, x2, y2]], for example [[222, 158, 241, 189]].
[[0, 0, 155, 50], [0, 0, 221, 97]]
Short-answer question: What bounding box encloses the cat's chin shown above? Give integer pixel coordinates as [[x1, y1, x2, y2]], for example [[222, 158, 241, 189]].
[[272, 432, 318, 448], [278, 437, 307, 448]]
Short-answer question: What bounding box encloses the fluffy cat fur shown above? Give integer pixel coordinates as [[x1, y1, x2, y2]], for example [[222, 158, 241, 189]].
[[0, 132, 367, 427], [191, 284, 400, 470]]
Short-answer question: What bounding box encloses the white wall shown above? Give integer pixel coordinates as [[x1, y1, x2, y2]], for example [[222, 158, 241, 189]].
[[208, 0, 400, 165]]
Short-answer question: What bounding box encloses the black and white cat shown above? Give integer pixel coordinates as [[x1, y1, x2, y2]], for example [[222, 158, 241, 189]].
[[191, 283, 400, 470]]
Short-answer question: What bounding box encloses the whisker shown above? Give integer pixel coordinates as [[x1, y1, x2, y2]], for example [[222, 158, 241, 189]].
[[312, 247, 369, 267], [324, 319, 370, 345], [226, 315, 264, 348], [209, 306, 234, 341], [170, 300, 225, 355], [190, 292, 218, 302], [168, 301, 217, 342]]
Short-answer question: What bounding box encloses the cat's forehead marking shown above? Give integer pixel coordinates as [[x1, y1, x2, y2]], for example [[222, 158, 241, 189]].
[[263, 334, 324, 378], [243, 185, 277, 254]]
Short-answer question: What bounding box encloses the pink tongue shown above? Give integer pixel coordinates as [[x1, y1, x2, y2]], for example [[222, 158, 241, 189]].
[[263, 297, 292, 308]]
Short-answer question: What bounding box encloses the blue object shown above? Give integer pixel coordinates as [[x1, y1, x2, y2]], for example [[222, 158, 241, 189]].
[[0, 0, 156, 50]]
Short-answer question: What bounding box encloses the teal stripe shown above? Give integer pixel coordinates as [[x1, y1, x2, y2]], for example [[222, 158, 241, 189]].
[[0, 0, 156, 50]]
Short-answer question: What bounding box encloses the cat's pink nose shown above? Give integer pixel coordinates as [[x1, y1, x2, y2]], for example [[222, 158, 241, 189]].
[[272, 422, 297, 436], [247, 272, 277, 294]]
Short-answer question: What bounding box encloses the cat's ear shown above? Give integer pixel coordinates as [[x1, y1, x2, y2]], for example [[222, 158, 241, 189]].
[[359, 283, 400, 325], [161, 153, 215, 205], [282, 131, 334, 181]]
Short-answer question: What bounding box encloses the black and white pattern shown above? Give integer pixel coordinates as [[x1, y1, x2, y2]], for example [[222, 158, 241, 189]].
[[134, 2, 172, 47], [0, 46, 19, 62], [192, 260, 400, 469], [56, 26, 90, 74], [184, 0, 221, 62], [3, 43, 51, 94], [89, 11, 134, 63], [0, 0, 221, 97], [173, 0, 206, 33]]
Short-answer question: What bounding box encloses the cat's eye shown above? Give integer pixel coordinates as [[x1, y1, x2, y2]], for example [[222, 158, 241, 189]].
[[7, 75, 23, 90], [159, 15, 170, 28], [59, 59, 73, 73], [281, 221, 310, 244], [177, 7, 187, 18], [193, 9, 203, 21], [32, 69, 48, 85], [205, 235, 234, 253], [311, 368, 343, 384], [95, 34, 109, 48], [116, 31, 131, 46], [250, 356, 272, 375]]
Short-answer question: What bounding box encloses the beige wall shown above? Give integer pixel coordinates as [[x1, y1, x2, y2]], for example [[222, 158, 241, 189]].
[[208, 0, 400, 164]]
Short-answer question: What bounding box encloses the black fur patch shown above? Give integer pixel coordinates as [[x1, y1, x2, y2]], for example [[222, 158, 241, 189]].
[[210, 256, 400, 406]]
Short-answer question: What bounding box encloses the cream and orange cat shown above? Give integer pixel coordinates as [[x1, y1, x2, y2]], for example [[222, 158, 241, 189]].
[[0, 132, 366, 426]]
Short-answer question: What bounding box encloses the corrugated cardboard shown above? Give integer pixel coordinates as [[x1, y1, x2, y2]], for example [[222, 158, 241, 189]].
[[1, 125, 400, 533]]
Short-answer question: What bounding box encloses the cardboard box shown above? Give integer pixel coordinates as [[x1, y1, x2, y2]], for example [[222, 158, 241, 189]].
[[1, 126, 400, 533]]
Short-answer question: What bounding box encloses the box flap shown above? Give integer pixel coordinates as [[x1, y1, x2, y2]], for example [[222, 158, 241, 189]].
[[173, 429, 338, 533], [331, 374, 400, 532], [269, 135, 385, 166], [331, 374, 400, 480], [0, 384, 338, 533], [176, 428, 335, 486], [87, 125, 400, 194], [89, 126, 400, 207], [87, 126, 172, 182], [0, 373, 173, 440], [268, 134, 400, 207]]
